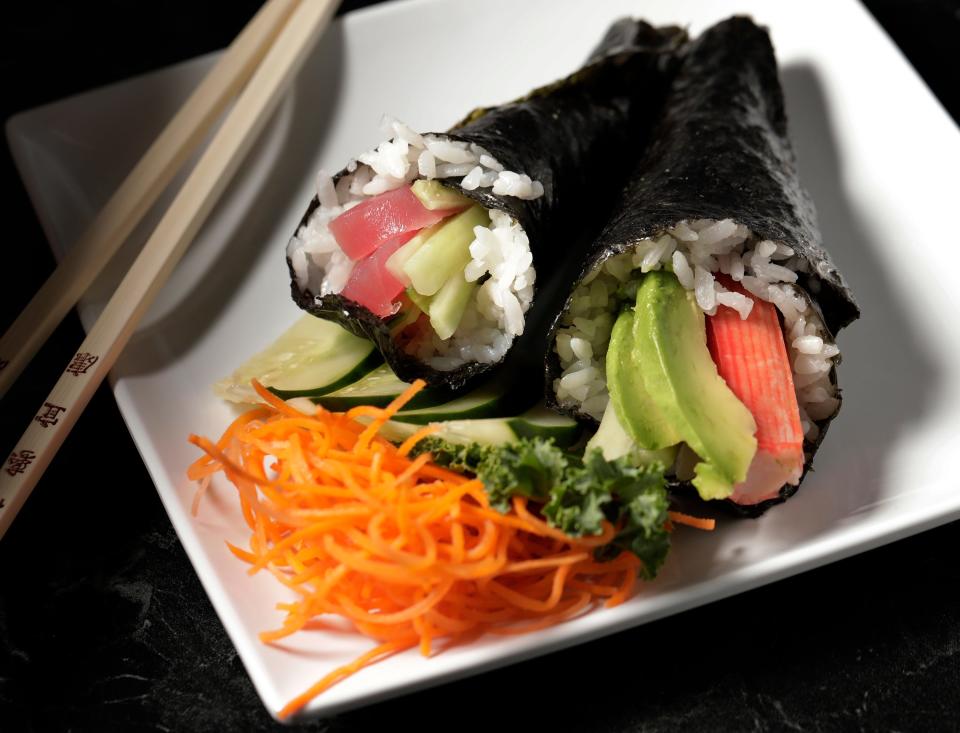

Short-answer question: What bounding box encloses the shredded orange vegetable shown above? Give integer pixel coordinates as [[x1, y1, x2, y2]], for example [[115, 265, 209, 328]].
[[187, 379, 707, 719], [667, 511, 717, 531]]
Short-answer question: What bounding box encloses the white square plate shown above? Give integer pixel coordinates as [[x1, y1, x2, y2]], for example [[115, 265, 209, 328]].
[[8, 0, 960, 721]]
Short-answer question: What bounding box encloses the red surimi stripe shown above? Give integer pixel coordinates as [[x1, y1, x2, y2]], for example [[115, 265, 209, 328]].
[[706, 276, 803, 460]]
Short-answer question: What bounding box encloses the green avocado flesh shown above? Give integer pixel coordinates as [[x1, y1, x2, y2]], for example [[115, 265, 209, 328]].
[[607, 306, 681, 450], [586, 399, 678, 467], [630, 271, 757, 500]]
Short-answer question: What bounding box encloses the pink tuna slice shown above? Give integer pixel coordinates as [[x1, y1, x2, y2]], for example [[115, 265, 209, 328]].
[[706, 276, 805, 505], [329, 185, 463, 260], [339, 231, 418, 317]]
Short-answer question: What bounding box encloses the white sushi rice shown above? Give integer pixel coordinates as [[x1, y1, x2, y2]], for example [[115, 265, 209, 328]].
[[412, 209, 535, 368], [287, 117, 543, 370], [553, 218, 840, 440]]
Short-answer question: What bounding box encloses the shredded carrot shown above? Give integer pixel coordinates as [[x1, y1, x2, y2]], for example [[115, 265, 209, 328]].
[[187, 379, 653, 719], [667, 511, 717, 531]]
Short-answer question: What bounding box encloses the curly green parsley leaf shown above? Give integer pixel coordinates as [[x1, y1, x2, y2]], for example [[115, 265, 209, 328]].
[[410, 437, 671, 578], [546, 449, 669, 578]]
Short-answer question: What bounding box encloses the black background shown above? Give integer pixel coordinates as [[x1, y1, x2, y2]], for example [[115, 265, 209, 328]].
[[2, 1, 958, 731]]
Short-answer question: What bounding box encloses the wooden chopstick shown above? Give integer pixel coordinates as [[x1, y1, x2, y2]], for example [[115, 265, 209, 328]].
[[0, 0, 340, 539], [0, 0, 301, 399]]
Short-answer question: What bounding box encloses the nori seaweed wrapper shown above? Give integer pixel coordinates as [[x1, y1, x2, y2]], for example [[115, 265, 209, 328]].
[[545, 16, 860, 516], [288, 21, 687, 392]]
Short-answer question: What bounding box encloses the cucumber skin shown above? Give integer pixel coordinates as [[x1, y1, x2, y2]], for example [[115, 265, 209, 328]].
[[507, 417, 581, 447], [390, 393, 505, 424], [312, 384, 455, 412], [379, 415, 579, 448], [267, 348, 384, 400]]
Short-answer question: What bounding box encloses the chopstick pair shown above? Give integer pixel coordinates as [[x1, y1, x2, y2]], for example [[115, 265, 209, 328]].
[[0, 0, 340, 539]]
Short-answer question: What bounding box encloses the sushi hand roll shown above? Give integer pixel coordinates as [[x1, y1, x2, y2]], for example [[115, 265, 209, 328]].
[[546, 17, 860, 515], [286, 21, 686, 391]]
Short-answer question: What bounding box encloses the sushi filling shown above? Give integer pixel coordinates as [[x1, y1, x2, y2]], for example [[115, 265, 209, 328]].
[[553, 219, 840, 504], [287, 117, 543, 371], [553, 218, 839, 437]]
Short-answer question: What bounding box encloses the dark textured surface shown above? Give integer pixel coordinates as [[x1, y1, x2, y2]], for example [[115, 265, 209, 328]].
[[545, 17, 858, 516], [1, 2, 958, 732], [584, 17, 857, 335], [292, 21, 685, 391]]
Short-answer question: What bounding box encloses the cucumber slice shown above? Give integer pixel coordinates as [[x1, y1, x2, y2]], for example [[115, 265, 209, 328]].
[[388, 304, 421, 336], [507, 405, 581, 448], [385, 221, 443, 283], [428, 275, 477, 340], [377, 418, 515, 446], [214, 315, 381, 404], [391, 382, 505, 424], [404, 205, 489, 296], [313, 364, 451, 411], [411, 179, 473, 210], [405, 287, 432, 314], [379, 404, 580, 447]]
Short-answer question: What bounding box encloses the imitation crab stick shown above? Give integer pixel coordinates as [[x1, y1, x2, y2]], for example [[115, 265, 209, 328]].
[[706, 276, 804, 504], [187, 380, 649, 719]]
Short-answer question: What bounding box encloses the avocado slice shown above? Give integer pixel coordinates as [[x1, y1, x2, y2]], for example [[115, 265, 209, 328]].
[[632, 271, 757, 500], [606, 304, 681, 450], [587, 401, 679, 467]]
